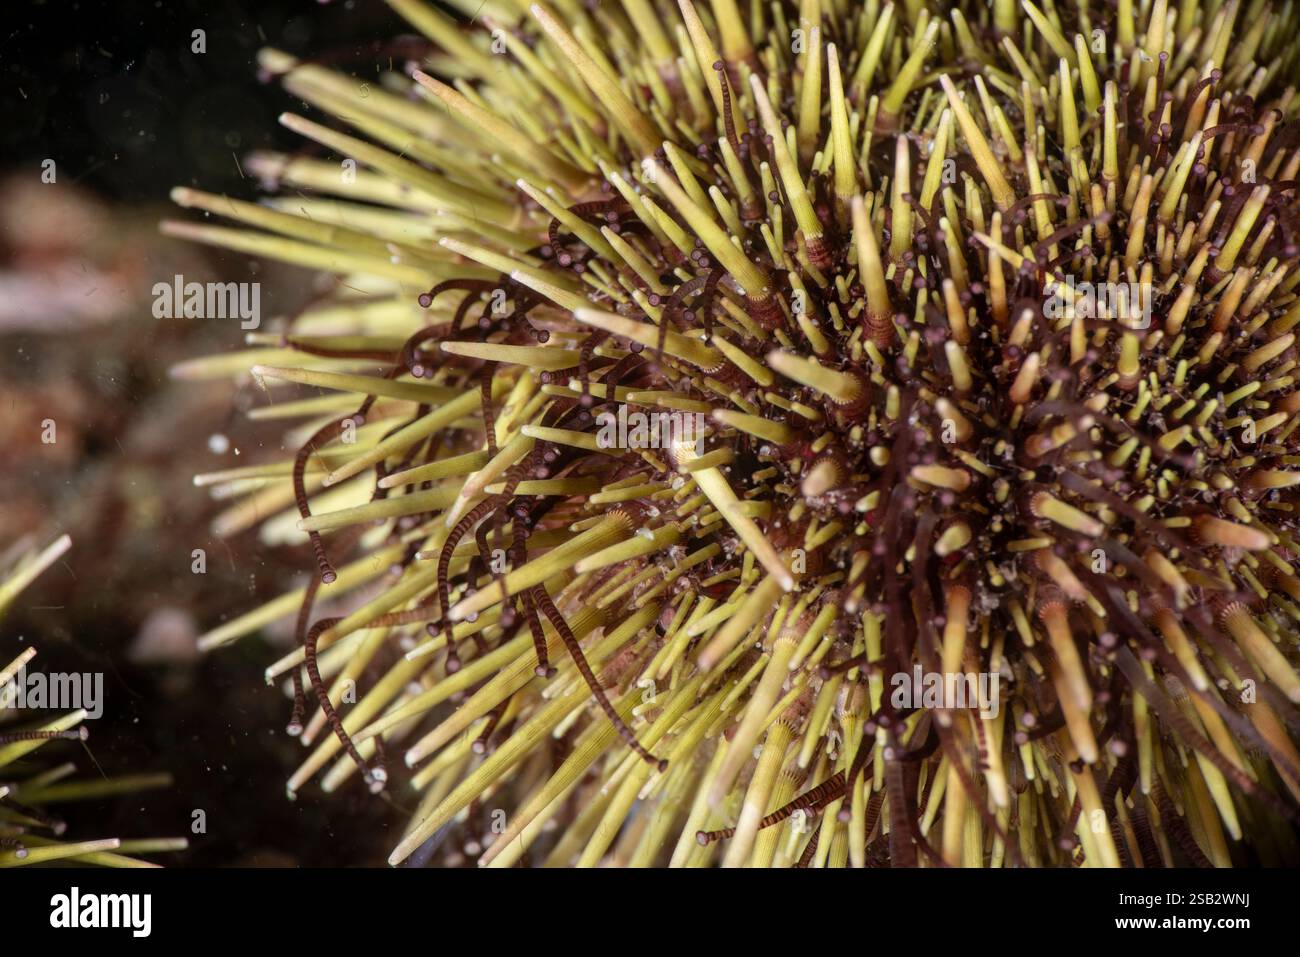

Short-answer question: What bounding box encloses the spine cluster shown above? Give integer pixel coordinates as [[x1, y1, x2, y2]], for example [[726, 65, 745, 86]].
[[1, 536, 182, 867]]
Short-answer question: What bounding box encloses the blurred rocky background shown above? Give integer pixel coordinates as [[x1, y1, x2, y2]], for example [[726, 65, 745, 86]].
[[0, 0, 414, 866]]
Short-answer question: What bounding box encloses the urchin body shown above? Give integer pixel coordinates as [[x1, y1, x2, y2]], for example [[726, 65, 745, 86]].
[[174, 0, 1300, 867]]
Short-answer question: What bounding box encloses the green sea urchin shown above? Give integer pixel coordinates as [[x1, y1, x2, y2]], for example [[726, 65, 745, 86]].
[[173, 0, 1300, 867], [1, 536, 184, 867]]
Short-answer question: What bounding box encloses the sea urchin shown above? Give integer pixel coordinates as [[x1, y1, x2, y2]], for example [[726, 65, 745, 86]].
[[172, 0, 1300, 867]]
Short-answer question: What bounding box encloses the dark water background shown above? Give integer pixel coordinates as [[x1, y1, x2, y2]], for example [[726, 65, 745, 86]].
[[1, 0, 423, 866]]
